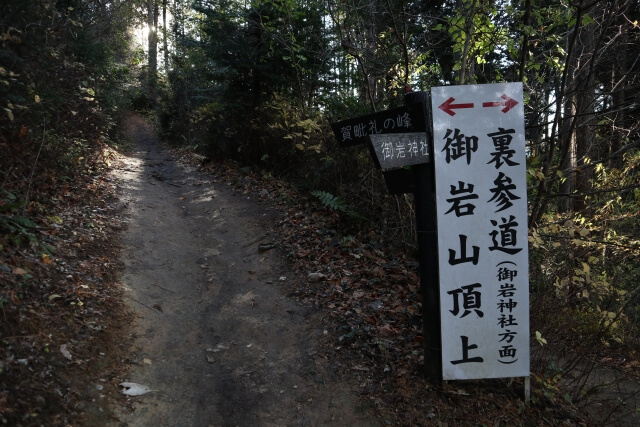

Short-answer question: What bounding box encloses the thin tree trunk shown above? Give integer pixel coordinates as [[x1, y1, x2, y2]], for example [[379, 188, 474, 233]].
[[148, 0, 158, 105], [557, 92, 577, 213], [574, 18, 597, 212], [163, 0, 169, 72], [608, 9, 628, 170]]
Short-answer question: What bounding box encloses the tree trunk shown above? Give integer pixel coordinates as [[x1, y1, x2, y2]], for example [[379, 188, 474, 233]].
[[455, 0, 472, 84], [148, 0, 158, 105], [608, 8, 629, 170], [163, 0, 169, 72], [574, 20, 597, 212], [556, 8, 583, 214], [557, 92, 577, 213]]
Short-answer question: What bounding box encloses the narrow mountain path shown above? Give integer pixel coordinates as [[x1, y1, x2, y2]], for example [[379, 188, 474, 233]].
[[110, 115, 378, 426]]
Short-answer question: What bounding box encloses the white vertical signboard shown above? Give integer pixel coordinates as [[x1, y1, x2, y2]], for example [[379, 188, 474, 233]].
[[431, 83, 529, 380]]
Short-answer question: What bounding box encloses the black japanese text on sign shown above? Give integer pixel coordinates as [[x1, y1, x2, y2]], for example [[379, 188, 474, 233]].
[[330, 102, 427, 147], [431, 83, 530, 381]]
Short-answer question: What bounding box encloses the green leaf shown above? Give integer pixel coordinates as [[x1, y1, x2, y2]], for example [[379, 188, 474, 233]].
[[582, 14, 596, 26], [9, 215, 37, 229], [310, 191, 363, 220]]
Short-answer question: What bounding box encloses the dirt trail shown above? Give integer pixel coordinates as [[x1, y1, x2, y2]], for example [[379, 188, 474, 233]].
[[110, 115, 378, 426]]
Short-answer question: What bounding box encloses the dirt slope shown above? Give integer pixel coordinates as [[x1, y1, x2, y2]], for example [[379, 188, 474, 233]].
[[110, 115, 378, 426]]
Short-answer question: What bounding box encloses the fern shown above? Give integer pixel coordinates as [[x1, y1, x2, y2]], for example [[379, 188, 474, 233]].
[[310, 191, 362, 219], [0, 214, 55, 254], [7, 215, 37, 229]]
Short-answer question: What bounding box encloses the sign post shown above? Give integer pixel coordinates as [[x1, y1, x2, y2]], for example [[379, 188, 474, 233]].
[[330, 83, 529, 386], [405, 91, 442, 382], [431, 83, 529, 381]]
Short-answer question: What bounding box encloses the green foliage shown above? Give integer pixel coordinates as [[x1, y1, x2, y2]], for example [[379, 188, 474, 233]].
[[311, 190, 362, 219], [0, 213, 37, 248], [266, 95, 324, 153], [0, 190, 53, 254], [322, 94, 370, 122], [443, 0, 508, 83]]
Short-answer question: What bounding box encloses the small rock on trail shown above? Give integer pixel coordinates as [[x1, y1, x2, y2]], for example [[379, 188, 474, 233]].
[[110, 115, 379, 426]]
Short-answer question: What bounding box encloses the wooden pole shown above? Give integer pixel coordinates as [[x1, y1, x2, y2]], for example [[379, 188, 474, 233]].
[[405, 91, 442, 382]]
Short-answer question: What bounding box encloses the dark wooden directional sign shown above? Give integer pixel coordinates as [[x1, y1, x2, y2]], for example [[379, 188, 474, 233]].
[[330, 91, 443, 382], [330, 102, 427, 147], [369, 132, 430, 170]]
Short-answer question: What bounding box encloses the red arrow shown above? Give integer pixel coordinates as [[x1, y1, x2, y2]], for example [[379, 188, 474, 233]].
[[482, 94, 518, 113], [438, 97, 474, 116]]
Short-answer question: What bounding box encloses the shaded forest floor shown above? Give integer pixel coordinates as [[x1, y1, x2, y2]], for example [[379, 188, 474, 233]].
[[1, 113, 639, 425]]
